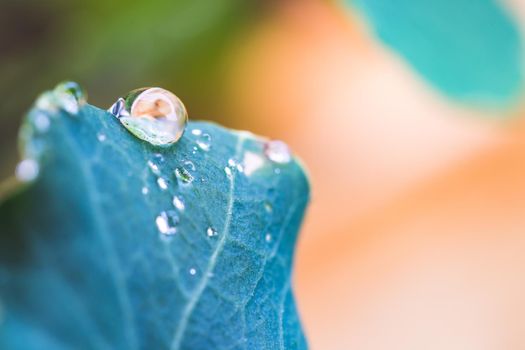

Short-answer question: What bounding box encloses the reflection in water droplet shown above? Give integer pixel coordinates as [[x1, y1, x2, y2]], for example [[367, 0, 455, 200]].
[[265, 233, 272, 242], [175, 166, 194, 185], [156, 211, 178, 236], [264, 140, 292, 164], [33, 112, 50, 132], [189, 268, 197, 276], [142, 186, 149, 195], [157, 177, 168, 190], [173, 195, 185, 211], [97, 133, 107, 142], [109, 87, 188, 146], [15, 159, 39, 182], [196, 133, 211, 151], [206, 227, 218, 237]]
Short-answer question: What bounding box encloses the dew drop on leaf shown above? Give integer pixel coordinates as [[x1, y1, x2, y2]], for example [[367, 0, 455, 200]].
[[33, 112, 50, 133], [264, 140, 292, 164], [147, 160, 161, 176], [155, 211, 178, 236], [109, 87, 188, 146], [224, 166, 232, 179], [173, 195, 185, 211], [175, 166, 194, 185], [157, 177, 169, 191], [97, 133, 106, 142], [206, 227, 218, 238], [15, 159, 39, 182], [195, 133, 211, 151]]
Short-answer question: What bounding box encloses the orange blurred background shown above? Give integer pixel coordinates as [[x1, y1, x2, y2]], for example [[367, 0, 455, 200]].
[[221, 1, 525, 348]]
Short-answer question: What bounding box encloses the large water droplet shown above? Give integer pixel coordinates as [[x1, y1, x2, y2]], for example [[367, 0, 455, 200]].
[[15, 159, 39, 182], [155, 211, 179, 236], [109, 87, 187, 146], [264, 140, 292, 164]]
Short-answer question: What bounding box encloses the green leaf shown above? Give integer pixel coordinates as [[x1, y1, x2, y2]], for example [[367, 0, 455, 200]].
[[0, 84, 310, 349]]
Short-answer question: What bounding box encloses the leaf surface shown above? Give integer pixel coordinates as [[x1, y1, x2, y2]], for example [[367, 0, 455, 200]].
[[0, 86, 309, 350]]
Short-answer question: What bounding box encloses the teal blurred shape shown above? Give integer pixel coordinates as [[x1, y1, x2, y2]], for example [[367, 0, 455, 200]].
[[0, 85, 310, 349], [349, 0, 524, 107]]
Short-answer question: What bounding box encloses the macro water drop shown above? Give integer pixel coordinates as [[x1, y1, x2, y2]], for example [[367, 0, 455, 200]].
[[206, 227, 218, 238], [15, 159, 39, 182], [264, 140, 292, 164], [109, 87, 187, 146], [155, 211, 179, 236], [173, 195, 185, 211], [195, 133, 211, 151]]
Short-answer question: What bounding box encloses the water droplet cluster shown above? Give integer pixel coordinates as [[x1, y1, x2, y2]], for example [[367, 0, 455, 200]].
[[16, 81, 88, 183]]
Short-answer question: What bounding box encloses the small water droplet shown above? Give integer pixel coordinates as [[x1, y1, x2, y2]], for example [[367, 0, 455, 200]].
[[142, 186, 149, 195], [33, 112, 50, 132], [191, 129, 202, 136], [264, 201, 273, 213], [175, 167, 194, 185], [264, 140, 292, 164], [189, 268, 197, 275], [35, 91, 59, 112], [157, 177, 169, 190], [196, 133, 211, 151], [155, 211, 178, 236], [173, 195, 185, 211], [97, 133, 107, 142], [265, 233, 272, 242], [228, 158, 236, 167], [206, 227, 218, 237], [15, 159, 39, 182], [243, 151, 264, 176], [184, 160, 195, 171], [54, 81, 87, 115], [147, 160, 161, 176], [109, 87, 188, 146], [224, 166, 232, 179]]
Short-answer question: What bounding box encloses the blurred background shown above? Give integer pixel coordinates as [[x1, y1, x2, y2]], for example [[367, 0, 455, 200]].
[[2, 0, 525, 348]]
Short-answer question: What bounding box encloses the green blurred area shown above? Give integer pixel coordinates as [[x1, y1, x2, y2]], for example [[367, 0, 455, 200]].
[[0, 0, 267, 179]]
